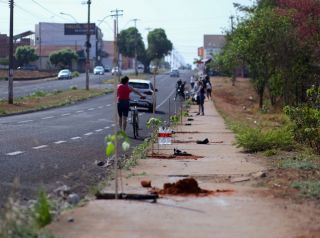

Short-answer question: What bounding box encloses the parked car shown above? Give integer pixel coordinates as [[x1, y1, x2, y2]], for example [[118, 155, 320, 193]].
[[17, 65, 38, 71], [93, 66, 104, 75], [170, 69, 179, 77], [58, 69, 72, 80], [128, 79, 157, 112], [111, 67, 121, 75]]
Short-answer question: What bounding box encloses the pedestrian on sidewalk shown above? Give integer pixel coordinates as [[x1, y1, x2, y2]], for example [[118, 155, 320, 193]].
[[196, 80, 205, 115], [190, 75, 195, 89], [117, 76, 145, 131], [204, 75, 212, 99]]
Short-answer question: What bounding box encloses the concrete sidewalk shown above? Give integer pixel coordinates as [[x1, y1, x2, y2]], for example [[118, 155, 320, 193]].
[[49, 100, 316, 238]]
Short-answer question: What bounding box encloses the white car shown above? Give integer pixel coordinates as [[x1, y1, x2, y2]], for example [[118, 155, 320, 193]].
[[57, 69, 72, 80], [128, 79, 157, 112], [111, 67, 121, 75], [93, 66, 104, 75]]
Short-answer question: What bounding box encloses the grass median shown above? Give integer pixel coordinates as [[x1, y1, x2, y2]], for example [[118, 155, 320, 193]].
[[0, 88, 113, 116]]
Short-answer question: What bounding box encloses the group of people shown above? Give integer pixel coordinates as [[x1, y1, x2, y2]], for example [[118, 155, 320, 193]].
[[190, 74, 212, 115]]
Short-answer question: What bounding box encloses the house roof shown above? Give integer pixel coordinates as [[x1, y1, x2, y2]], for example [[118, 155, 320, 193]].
[[203, 35, 226, 49]]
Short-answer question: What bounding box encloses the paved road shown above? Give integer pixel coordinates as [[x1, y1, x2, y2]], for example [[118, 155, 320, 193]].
[[0, 70, 191, 204], [0, 72, 117, 100]]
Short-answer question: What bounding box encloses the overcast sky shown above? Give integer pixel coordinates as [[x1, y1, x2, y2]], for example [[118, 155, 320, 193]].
[[0, 0, 255, 64]]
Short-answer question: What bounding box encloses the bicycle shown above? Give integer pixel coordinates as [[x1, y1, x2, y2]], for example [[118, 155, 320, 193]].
[[130, 102, 139, 139]]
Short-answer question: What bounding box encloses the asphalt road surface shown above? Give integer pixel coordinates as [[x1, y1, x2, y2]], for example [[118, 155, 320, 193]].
[[0, 71, 191, 205]]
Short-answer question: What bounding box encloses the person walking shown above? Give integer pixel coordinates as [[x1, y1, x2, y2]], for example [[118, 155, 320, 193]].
[[204, 75, 212, 99], [117, 76, 145, 131], [196, 80, 206, 115], [190, 75, 195, 89]]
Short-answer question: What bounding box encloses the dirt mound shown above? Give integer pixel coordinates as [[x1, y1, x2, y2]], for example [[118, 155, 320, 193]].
[[152, 178, 211, 196]]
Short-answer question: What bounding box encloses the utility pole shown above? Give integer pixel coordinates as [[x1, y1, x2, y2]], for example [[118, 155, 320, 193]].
[[110, 8, 123, 200], [85, 0, 92, 90], [8, 0, 14, 104], [110, 9, 123, 72], [132, 18, 139, 75]]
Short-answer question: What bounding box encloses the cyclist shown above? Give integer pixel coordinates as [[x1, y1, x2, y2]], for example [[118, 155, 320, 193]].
[[117, 76, 145, 131]]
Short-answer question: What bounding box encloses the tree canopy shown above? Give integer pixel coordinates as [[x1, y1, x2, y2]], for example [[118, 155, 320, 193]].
[[15, 46, 38, 67], [49, 48, 78, 69]]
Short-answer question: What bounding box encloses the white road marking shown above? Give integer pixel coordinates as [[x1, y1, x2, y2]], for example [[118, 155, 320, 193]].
[[84, 132, 93, 136], [71, 137, 81, 140], [104, 126, 110, 129], [95, 129, 103, 132], [54, 140, 66, 144], [6, 151, 25, 156], [157, 89, 176, 109], [42, 116, 55, 120], [61, 113, 71, 116], [111, 124, 116, 127], [106, 104, 111, 107], [18, 120, 33, 124], [32, 145, 48, 150], [88, 108, 95, 111], [76, 110, 84, 113], [98, 106, 104, 109]]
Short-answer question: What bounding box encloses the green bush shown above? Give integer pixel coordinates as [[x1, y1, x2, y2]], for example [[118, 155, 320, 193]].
[[234, 126, 294, 152], [72, 71, 80, 77], [70, 85, 78, 90]]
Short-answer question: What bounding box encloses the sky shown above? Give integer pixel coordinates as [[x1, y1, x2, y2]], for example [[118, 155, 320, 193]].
[[0, 0, 255, 65]]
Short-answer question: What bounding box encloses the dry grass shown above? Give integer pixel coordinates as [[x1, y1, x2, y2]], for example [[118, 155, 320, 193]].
[[0, 89, 111, 115], [212, 77, 289, 129]]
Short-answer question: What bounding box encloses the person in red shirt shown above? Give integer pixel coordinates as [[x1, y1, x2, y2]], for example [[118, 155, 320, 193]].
[[117, 76, 145, 131]]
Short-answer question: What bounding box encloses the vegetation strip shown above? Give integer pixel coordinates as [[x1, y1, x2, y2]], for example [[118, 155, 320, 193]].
[[0, 88, 112, 116]]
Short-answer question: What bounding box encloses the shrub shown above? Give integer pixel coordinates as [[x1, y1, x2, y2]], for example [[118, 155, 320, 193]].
[[33, 190, 52, 228], [31, 90, 48, 97], [284, 106, 320, 154], [72, 71, 80, 77], [70, 85, 78, 90], [234, 126, 294, 152]]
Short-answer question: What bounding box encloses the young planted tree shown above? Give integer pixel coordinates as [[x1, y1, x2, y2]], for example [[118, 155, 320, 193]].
[[49, 48, 78, 69], [15, 46, 38, 67]]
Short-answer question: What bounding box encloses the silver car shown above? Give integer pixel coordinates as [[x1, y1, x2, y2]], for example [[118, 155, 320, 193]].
[[94, 66, 104, 75], [128, 79, 157, 112], [58, 69, 72, 80]]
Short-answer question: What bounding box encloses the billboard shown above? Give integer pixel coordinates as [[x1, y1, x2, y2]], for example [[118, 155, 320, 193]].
[[64, 23, 96, 35]]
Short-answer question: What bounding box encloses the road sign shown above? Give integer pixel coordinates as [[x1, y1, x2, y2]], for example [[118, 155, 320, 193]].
[[158, 127, 172, 145]]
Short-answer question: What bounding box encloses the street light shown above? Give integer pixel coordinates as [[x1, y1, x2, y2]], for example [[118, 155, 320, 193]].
[[60, 12, 78, 23]]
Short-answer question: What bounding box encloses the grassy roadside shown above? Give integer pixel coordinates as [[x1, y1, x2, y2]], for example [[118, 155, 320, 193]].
[[212, 76, 320, 202], [0, 88, 113, 116]]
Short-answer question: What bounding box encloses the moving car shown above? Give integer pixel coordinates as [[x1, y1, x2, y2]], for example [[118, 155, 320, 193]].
[[170, 69, 179, 77], [128, 79, 157, 112], [93, 66, 104, 75], [111, 67, 121, 75], [58, 69, 72, 80]]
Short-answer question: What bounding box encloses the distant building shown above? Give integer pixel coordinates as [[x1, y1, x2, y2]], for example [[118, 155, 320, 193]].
[[0, 32, 33, 61], [203, 34, 226, 59], [34, 22, 105, 71]]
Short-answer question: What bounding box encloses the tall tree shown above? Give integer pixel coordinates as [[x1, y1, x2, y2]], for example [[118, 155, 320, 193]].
[[118, 27, 145, 61], [15, 46, 38, 67], [147, 28, 173, 61]]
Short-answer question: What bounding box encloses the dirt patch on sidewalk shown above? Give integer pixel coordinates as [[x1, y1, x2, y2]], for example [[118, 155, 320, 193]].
[[150, 178, 234, 197], [148, 153, 203, 160]]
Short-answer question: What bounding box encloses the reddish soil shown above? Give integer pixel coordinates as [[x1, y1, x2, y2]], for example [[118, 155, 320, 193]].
[[148, 153, 203, 160], [150, 178, 234, 197], [0, 69, 56, 80], [140, 180, 152, 188]]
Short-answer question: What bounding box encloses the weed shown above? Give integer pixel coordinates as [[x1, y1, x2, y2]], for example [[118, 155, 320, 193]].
[[31, 90, 48, 97], [70, 85, 78, 90], [264, 149, 278, 157], [33, 190, 52, 228], [291, 181, 320, 198]]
